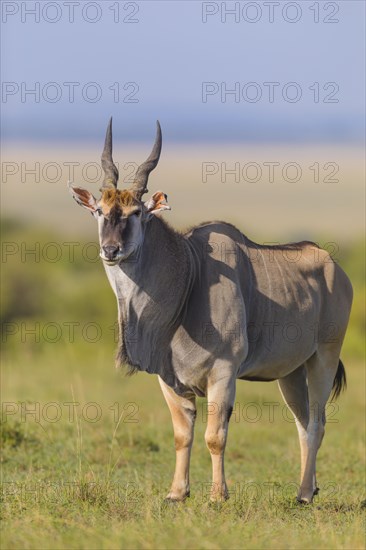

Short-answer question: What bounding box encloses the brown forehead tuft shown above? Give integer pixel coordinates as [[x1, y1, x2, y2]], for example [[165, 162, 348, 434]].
[[100, 189, 139, 214]]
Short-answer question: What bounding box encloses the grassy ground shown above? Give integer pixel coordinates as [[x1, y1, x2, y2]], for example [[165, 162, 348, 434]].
[[1, 223, 365, 549]]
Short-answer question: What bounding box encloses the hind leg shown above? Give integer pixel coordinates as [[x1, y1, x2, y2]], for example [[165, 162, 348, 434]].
[[298, 346, 340, 503], [278, 366, 315, 499]]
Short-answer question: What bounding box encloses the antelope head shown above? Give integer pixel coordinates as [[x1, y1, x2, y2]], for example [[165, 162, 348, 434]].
[[69, 118, 170, 265]]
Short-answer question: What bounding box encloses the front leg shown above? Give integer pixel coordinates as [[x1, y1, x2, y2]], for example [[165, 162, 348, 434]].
[[158, 377, 196, 501], [205, 373, 236, 502]]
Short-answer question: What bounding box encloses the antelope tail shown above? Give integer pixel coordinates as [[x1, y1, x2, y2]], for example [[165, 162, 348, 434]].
[[331, 359, 347, 400]]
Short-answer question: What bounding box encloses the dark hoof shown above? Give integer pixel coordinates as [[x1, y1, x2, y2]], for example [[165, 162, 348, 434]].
[[209, 494, 229, 505], [296, 497, 312, 505], [164, 498, 180, 505], [313, 487, 320, 496], [164, 491, 190, 503]]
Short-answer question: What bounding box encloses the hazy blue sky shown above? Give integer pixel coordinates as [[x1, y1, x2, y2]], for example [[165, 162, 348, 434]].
[[2, 0, 365, 142]]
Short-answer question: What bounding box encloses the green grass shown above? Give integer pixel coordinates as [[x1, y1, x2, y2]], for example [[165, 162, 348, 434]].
[[1, 351, 365, 549], [1, 222, 365, 549]]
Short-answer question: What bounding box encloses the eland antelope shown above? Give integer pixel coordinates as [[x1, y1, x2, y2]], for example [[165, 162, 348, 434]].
[[69, 119, 353, 504]]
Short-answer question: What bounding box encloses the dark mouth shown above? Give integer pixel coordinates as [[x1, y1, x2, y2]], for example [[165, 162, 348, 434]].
[[100, 250, 134, 265], [103, 258, 120, 266]]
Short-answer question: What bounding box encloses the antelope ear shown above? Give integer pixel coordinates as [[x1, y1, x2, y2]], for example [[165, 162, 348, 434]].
[[144, 191, 171, 216], [68, 183, 99, 214]]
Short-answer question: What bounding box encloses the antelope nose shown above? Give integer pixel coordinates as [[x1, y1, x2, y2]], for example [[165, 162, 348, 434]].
[[103, 245, 119, 261]]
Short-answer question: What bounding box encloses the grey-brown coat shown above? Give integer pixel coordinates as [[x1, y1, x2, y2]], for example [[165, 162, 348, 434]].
[[69, 119, 353, 503]]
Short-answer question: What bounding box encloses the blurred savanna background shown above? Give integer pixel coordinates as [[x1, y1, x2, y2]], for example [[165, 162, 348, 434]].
[[1, 1, 365, 549]]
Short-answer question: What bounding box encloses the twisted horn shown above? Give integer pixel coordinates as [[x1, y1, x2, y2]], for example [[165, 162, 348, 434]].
[[100, 117, 119, 190], [130, 121, 162, 200]]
